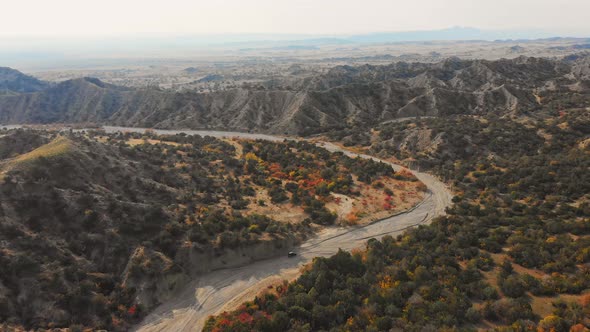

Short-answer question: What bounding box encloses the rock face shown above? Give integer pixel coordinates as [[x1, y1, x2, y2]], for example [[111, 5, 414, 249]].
[[177, 235, 301, 275], [119, 235, 301, 311], [0, 55, 588, 134], [121, 246, 190, 311]]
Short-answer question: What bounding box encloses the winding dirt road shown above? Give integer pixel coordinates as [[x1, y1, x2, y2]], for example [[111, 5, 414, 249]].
[[101, 127, 453, 332]]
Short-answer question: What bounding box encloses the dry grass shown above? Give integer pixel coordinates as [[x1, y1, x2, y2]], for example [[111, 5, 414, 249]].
[[244, 174, 424, 227], [324, 193, 354, 223], [244, 186, 307, 224], [126, 138, 185, 147], [14, 136, 72, 163], [579, 137, 590, 150], [481, 252, 588, 320], [347, 175, 425, 225], [221, 138, 244, 158], [530, 293, 586, 318], [1, 136, 74, 177]]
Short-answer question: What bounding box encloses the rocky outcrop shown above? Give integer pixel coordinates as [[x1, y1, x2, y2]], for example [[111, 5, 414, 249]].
[[177, 234, 302, 276], [121, 247, 190, 310], [121, 235, 302, 311]]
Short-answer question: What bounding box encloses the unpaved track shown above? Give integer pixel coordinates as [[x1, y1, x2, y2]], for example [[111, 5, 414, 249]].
[[102, 127, 453, 332]]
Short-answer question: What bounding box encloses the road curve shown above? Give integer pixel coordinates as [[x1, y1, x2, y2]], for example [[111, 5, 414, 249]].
[[101, 127, 453, 332]]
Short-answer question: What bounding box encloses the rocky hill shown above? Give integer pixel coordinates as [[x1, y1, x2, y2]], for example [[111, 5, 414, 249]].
[[0, 55, 588, 134]]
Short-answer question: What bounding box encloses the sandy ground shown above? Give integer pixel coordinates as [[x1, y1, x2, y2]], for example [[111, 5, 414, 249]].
[[325, 193, 353, 222], [117, 129, 452, 332], [245, 186, 307, 224]]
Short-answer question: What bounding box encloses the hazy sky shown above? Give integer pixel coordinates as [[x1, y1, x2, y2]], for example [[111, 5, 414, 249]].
[[2, 0, 589, 37]]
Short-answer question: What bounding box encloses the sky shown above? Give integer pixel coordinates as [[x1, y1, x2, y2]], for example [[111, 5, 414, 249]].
[[1, 0, 589, 38]]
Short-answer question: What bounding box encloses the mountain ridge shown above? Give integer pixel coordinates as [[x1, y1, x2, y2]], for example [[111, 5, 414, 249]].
[[0, 67, 48, 93], [0, 55, 588, 134]]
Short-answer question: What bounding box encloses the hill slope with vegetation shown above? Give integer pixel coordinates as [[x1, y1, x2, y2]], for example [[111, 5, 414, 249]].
[[0, 128, 421, 331], [204, 110, 590, 330]]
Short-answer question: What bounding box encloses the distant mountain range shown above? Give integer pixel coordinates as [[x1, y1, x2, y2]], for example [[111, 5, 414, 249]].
[[0, 54, 589, 135], [2, 27, 588, 67]]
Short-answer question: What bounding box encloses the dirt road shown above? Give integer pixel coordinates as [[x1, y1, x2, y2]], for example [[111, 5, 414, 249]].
[[100, 127, 453, 332]]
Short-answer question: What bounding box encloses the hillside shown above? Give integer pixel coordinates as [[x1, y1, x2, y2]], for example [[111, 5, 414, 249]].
[[0, 128, 422, 331], [0, 67, 48, 93], [1, 55, 589, 331], [0, 55, 588, 134], [205, 105, 590, 331]]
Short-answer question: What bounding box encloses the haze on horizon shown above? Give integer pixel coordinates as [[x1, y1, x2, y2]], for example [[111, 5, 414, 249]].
[[2, 0, 590, 38]]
